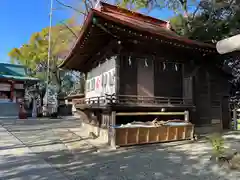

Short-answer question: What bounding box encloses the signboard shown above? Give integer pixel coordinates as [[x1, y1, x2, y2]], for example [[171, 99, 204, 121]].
[[216, 34, 240, 54], [86, 68, 116, 98], [85, 55, 117, 99]]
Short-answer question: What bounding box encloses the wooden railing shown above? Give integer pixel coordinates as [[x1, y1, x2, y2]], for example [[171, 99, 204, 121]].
[[73, 96, 107, 106], [111, 95, 192, 105], [73, 94, 193, 107]]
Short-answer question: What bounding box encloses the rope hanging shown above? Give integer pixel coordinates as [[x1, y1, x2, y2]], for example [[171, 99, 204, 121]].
[[128, 56, 132, 66]]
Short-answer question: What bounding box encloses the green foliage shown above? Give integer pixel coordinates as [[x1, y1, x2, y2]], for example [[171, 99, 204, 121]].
[[170, 15, 187, 36], [9, 19, 79, 69], [8, 19, 81, 95], [208, 133, 225, 157], [168, 1, 240, 43], [119, 0, 239, 45], [119, 0, 198, 13]]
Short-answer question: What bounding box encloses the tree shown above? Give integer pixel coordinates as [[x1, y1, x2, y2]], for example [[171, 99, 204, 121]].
[[169, 1, 240, 86], [9, 19, 81, 105]]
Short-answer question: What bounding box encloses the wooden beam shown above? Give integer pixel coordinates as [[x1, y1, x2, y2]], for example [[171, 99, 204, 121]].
[[116, 112, 185, 116], [115, 50, 121, 96], [110, 111, 116, 149], [84, 39, 118, 70]]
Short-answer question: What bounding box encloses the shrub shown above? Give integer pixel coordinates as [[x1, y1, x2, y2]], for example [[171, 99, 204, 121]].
[[208, 133, 225, 157]]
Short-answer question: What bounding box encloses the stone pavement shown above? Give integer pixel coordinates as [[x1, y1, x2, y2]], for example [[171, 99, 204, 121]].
[[0, 124, 68, 180], [0, 118, 240, 180]]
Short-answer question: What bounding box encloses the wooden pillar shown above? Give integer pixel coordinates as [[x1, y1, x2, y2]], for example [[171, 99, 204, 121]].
[[220, 97, 223, 130], [207, 72, 212, 126], [10, 81, 14, 101], [110, 111, 116, 149], [115, 55, 120, 96], [84, 72, 87, 95], [233, 107, 237, 130]]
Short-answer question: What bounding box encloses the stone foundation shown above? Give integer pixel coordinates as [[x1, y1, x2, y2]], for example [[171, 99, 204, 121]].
[[73, 109, 112, 144], [81, 122, 109, 143]]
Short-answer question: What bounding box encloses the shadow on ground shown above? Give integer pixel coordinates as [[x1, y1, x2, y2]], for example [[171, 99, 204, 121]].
[[2, 143, 239, 180], [1, 118, 240, 180], [0, 153, 67, 180]]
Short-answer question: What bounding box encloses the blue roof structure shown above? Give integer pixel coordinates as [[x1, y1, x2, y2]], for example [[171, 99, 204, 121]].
[[0, 63, 39, 81]]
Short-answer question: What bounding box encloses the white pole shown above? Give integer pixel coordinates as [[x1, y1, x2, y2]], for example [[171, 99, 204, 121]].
[[44, 0, 53, 116], [95, 0, 100, 8]]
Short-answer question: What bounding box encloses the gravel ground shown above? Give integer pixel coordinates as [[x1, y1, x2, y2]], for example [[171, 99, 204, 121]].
[[1, 118, 240, 180]]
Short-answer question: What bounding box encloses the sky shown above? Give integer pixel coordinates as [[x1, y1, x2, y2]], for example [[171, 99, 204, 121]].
[[0, 0, 175, 64]]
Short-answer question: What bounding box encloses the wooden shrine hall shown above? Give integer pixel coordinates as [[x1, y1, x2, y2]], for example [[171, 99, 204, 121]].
[[60, 2, 231, 147]]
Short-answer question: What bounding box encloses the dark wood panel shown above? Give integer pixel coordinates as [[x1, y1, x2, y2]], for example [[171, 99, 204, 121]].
[[154, 61, 183, 97], [183, 77, 193, 104], [137, 58, 154, 96], [119, 54, 137, 95], [194, 68, 211, 125], [222, 96, 230, 129]]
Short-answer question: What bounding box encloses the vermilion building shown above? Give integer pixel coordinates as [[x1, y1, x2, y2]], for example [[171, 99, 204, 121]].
[[0, 63, 38, 117]]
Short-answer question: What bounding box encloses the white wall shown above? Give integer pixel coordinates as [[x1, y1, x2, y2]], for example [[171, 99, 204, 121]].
[[85, 56, 117, 99]]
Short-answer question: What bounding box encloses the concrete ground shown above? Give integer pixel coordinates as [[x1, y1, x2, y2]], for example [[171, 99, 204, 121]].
[[0, 117, 240, 180], [0, 122, 68, 180]]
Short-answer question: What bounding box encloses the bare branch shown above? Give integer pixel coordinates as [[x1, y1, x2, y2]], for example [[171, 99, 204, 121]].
[[83, 0, 89, 13], [55, 0, 86, 16], [191, 3, 201, 20], [60, 20, 78, 39]]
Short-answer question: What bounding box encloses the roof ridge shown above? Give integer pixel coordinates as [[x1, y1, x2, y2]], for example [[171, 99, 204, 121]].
[[99, 2, 168, 28], [0, 62, 25, 67]]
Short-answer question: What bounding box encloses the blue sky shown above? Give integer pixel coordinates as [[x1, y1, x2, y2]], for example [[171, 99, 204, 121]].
[[0, 0, 175, 64]]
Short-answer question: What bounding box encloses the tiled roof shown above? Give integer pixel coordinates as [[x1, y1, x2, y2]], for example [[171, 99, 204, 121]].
[[0, 63, 26, 76], [0, 74, 39, 81], [99, 2, 180, 38], [94, 2, 214, 48], [0, 63, 38, 81], [59, 2, 216, 70]]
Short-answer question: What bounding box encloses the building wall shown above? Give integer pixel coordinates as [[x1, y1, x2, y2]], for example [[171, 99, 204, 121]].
[[85, 56, 117, 98], [119, 55, 138, 95], [154, 60, 183, 97], [119, 55, 183, 97], [0, 82, 12, 101], [0, 80, 24, 102], [191, 66, 231, 130], [83, 50, 231, 132], [137, 58, 154, 96], [0, 80, 25, 118]]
